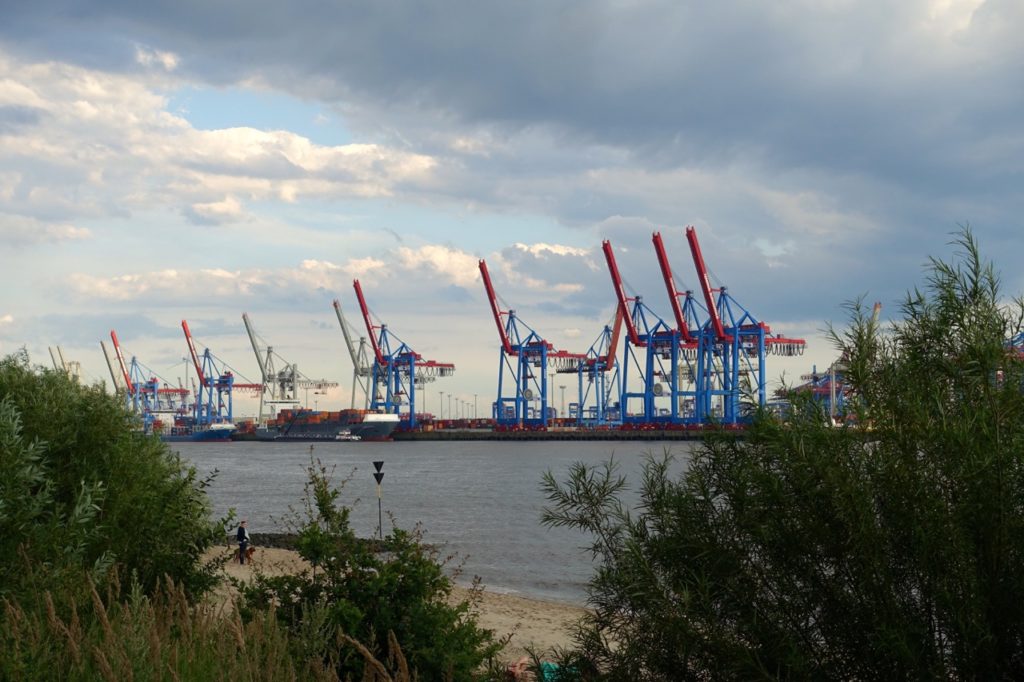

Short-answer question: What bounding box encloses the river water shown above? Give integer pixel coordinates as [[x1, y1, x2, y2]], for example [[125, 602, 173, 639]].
[[174, 440, 696, 605]]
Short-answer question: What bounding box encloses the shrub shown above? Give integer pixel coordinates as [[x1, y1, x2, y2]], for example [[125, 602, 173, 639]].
[[238, 459, 502, 680], [543, 230, 1024, 679], [0, 352, 226, 605]]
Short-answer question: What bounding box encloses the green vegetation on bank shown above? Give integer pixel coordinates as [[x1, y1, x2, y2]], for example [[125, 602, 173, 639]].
[[0, 352, 504, 680], [544, 229, 1024, 679]]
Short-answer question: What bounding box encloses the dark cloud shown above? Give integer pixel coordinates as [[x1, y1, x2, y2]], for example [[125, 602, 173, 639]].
[[2, 1, 1023, 324]]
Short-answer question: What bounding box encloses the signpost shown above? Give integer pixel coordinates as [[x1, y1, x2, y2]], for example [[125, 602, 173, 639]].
[[373, 460, 384, 540]]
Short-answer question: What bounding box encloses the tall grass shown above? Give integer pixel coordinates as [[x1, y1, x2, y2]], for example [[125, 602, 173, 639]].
[[0, 573, 338, 681]]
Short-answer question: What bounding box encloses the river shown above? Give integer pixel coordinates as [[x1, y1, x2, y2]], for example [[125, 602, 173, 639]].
[[174, 440, 696, 605]]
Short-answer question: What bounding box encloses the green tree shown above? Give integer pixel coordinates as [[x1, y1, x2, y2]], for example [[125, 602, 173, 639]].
[[543, 230, 1024, 679], [238, 459, 502, 680], [0, 352, 226, 605]]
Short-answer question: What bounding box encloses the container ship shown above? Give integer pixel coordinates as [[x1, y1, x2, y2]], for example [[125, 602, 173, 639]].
[[155, 416, 237, 443], [232, 408, 400, 442]]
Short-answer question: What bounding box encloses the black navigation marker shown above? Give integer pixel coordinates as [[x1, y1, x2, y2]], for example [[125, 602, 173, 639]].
[[372, 461, 384, 540]]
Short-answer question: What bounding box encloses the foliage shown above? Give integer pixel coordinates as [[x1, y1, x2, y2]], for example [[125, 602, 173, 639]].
[[542, 229, 1024, 679], [0, 572, 339, 681], [238, 458, 503, 680], [0, 352, 226, 605]]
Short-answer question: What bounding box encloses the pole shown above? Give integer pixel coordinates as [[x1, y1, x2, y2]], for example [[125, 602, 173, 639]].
[[373, 460, 384, 540], [474, 393, 478, 419]]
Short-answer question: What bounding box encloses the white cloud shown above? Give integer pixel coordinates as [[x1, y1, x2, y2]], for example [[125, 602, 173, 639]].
[[185, 195, 245, 224], [0, 213, 91, 246], [0, 49, 440, 229], [0, 314, 13, 325], [511, 242, 589, 258], [134, 45, 180, 72], [396, 244, 479, 288]]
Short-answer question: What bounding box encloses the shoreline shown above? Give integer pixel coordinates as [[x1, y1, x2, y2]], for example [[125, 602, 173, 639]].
[[208, 545, 589, 661]]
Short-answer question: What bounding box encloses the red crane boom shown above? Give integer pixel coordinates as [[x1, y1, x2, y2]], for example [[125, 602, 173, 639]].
[[479, 259, 514, 355], [686, 226, 728, 342], [181, 320, 207, 387], [652, 231, 696, 343], [353, 279, 385, 365], [109, 330, 133, 394], [602, 240, 644, 347]]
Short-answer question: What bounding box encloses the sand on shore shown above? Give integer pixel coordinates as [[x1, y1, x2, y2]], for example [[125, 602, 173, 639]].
[[207, 545, 589, 661]]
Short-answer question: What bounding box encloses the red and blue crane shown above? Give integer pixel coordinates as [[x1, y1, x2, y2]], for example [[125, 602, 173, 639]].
[[603, 240, 702, 424], [353, 279, 454, 429], [109, 329, 190, 432], [182, 320, 263, 426], [479, 259, 585, 429], [684, 226, 806, 424], [572, 306, 624, 426]]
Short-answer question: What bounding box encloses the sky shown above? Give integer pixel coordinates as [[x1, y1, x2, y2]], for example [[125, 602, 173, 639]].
[[1, 0, 1022, 418]]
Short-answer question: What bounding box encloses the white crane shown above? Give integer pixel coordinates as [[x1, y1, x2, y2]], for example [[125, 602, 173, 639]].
[[242, 313, 338, 424], [332, 298, 373, 409]]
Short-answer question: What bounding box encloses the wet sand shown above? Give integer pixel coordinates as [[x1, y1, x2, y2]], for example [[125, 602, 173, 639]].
[[207, 545, 589, 661]]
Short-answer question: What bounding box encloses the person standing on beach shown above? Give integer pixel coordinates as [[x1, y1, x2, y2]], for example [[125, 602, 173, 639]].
[[236, 520, 251, 564]]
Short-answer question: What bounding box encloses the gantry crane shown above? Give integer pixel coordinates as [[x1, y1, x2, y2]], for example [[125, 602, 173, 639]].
[[242, 313, 338, 424], [353, 279, 454, 429], [603, 240, 700, 424], [48, 346, 81, 382], [479, 259, 585, 429], [109, 330, 190, 432], [573, 306, 624, 426], [684, 226, 806, 423], [182, 320, 263, 426], [332, 298, 373, 409]]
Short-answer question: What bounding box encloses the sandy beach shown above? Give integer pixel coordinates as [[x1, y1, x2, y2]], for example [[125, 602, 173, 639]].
[[207, 545, 589, 661]]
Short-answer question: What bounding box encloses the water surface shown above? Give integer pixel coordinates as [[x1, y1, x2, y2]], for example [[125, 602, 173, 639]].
[[176, 440, 695, 604]]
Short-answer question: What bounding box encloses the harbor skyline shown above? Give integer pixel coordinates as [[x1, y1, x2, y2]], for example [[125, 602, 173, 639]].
[[2, 1, 1022, 416]]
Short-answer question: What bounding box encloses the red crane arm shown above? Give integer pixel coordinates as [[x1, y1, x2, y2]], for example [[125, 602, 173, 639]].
[[600, 305, 625, 370], [602, 240, 644, 347], [109, 330, 134, 395], [652, 231, 695, 343], [352, 279, 385, 365], [181, 320, 208, 387], [479, 259, 514, 355], [686, 226, 728, 342]]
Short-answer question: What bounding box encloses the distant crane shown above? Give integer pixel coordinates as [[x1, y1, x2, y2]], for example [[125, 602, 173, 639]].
[[108, 329, 190, 432], [573, 306, 624, 426], [479, 259, 585, 429], [100, 340, 124, 394], [684, 226, 806, 423], [332, 298, 373, 409], [241, 313, 338, 424], [48, 346, 81, 382], [353, 279, 455, 429], [603, 240, 701, 424], [182, 320, 263, 426]]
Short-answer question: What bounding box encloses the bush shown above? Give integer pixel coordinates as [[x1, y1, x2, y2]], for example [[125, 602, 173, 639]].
[[238, 459, 502, 680], [543, 230, 1024, 679], [0, 352, 226, 605]]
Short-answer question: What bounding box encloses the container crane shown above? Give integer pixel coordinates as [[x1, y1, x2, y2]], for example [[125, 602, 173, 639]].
[[182, 320, 263, 426], [353, 279, 454, 429], [652, 231, 705, 423], [241, 313, 338, 424], [109, 330, 190, 432], [48, 346, 81, 382], [603, 240, 697, 424], [100, 340, 124, 394], [684, 226, 806, 424], [332, 298, 373, 409], [479, 259, 585, 429], [573, 306, 624, 426]]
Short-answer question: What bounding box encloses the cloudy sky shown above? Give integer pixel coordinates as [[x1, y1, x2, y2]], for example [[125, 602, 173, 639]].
[[1, 0, 1021, 417]]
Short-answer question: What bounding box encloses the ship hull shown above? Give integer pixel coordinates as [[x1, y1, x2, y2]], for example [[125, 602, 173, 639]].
[[233, 409, 399, 442]]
